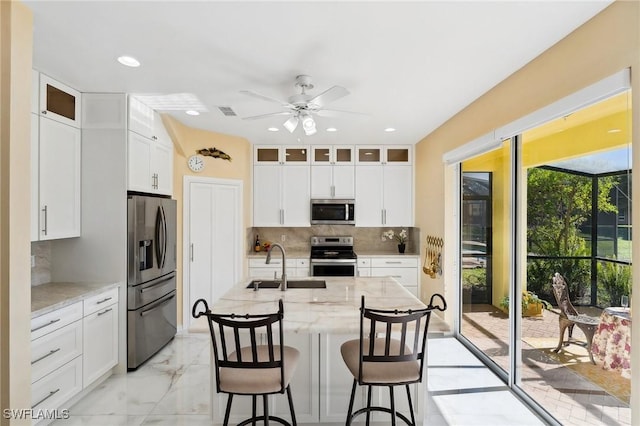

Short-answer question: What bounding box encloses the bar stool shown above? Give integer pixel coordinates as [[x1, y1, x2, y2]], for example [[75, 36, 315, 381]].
[[340, 294, 446, 426], [192, 298, 299, 426]]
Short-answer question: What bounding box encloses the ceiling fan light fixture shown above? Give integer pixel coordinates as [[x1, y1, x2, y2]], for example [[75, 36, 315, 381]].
[[283, 116, 299, 133], [301, 113, 316, 135]]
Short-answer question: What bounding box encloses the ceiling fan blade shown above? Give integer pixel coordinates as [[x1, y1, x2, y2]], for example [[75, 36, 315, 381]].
[[283, 116, 299, 133], [315, 108, 368, 118], [307, 85, 349, 108], [242, 111, 293, 120], [239, 90, 294, 108]]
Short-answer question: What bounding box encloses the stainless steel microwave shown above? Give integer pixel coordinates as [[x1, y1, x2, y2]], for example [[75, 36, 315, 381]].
[[310, 199, 355, 225]]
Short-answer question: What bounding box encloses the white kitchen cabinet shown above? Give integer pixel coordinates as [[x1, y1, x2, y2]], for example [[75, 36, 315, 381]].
[[358, 256, 420, 297], [355, 164, 412, 226], [83, 288, 119, 385], [310, 146, 355, 198], [31, 113, 40, 241], [39, 73, 82, 128], [355, 145, 412, 165], [254, 145, 309, 165], [311, 145, 354, 165], [127, 96, 174, 196], [37, 117, 82, 240], [248, 257, 308, 278], [31, 357, 83, 414], [253, 165, 310, 227]]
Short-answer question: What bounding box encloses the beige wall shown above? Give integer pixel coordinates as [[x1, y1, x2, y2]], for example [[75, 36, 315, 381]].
[[0, 2, 33, 423], [415, 0, 639, 418], [162, 115, 252, 326]]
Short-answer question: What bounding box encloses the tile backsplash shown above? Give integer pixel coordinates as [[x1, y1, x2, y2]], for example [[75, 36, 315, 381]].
[[249, 226, 420, 255], [31, 241, 52, 286]]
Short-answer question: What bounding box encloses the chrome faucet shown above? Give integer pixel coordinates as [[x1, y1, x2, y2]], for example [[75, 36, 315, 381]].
[[266, 243, 287, 291]]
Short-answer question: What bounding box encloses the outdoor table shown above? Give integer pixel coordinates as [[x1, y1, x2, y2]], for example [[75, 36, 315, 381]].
[[591, 307, 631, 378]]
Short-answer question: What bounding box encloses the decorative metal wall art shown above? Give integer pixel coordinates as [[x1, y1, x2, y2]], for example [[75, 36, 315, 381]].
[[197, 147, 232, 162], [423, 236, 443, 278]]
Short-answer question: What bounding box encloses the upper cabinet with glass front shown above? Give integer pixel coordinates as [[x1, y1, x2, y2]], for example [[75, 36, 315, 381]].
[[311, 146, 354, 165], [356, 145, 412, 165], [39, 74, 82, 128], [254, 146, 309, 165]]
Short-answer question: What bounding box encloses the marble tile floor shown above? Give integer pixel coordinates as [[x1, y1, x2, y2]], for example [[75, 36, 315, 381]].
[[54, 332, 544, 426]]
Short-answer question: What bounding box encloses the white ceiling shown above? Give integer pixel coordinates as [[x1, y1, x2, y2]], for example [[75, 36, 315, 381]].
[[25, 1, 612, 146]]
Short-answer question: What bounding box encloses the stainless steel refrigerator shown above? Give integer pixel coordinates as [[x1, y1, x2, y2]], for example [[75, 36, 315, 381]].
[[127, 194, 177, 369]]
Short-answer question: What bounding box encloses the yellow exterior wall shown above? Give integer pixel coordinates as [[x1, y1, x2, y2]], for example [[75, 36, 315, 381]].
[[162, 115, 252, 326], [0, 2, 33, 423], [415, 0, 640, 418]]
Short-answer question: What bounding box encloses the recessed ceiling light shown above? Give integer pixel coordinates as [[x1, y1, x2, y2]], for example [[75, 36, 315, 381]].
[[268, 127, 279, 132], [326, 127, 337, 132], [117, 56, 140, 67], [185, 110, 200, 116], [384, 127, 396, 132], [608, 128, 622, 133]]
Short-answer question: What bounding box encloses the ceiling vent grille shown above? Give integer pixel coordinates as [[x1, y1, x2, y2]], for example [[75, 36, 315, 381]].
[[218, 106, 237, 117]]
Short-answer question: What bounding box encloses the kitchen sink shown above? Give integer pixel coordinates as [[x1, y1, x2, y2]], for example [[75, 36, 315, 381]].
[[247, 279, 327, 289]]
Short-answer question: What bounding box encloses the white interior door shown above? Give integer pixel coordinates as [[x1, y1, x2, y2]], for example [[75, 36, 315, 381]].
[[184, 177, 242, 329]]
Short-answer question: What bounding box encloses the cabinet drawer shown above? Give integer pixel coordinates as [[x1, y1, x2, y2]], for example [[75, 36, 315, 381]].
[[31, 302, 83, 340], [357, 258, 371, 268], [248, 258, 296, 268], [84, 287, 118, 316], [295, 258, 309, 268], [370, 267, 418, 287], [371, 257, 418, 268], [31, 320, 82, 383], [31, 356, 82, 411]]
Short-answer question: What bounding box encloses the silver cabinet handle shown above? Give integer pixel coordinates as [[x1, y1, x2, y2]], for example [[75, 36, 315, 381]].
[[280, 209, 284, 225], [385, 261, 402, 264], [383, 209, 387, 224], [31, 348, 61, 365], [97, 308, 113, 316], [41, 205, 48, 235], [32, 388, 60, 409], [31, 318, 60, 333], [96, 297, 112, 304], [381, 210, 384, 225], [190, 243, 194, 261]]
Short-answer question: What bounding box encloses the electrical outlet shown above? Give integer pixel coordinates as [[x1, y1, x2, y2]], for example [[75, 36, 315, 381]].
[[31, 255, 36, 268], [281, 234, 286, 242]]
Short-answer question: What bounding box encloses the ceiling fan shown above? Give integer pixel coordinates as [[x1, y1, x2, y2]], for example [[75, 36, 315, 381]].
[[240, 75, 356, 136]]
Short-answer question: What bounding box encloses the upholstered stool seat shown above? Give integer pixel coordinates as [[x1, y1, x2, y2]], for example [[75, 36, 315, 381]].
[[341, 338, 420, 384]]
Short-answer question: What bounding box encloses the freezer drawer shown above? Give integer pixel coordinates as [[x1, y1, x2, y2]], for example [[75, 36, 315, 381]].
[[127, 290, 176, 369], [127, 272, 176, 310]]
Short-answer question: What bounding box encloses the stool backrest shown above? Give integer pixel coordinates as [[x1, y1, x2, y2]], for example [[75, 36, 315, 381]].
[[192, 298, 285, 393], [357, 293, 446, 384]]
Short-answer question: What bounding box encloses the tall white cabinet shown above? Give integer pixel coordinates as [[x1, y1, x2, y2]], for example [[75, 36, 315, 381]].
[[127, 97, 173, 196], [310, 145, 355, 198], [31, 71, 82, 241], [355, 145, 413, 226], [253, 146, 310, 227]]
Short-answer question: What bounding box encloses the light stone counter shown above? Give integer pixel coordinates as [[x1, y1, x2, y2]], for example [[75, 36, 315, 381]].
[[202, 276, 448, 334], [32, 281, 120, 318], [356, 251, 420, 257]]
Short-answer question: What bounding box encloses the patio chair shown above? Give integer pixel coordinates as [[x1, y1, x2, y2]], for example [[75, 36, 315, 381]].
[[551, 272, 599, 364]]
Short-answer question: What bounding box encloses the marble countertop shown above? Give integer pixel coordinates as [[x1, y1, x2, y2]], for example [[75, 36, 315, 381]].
[[356, 251, 419, 257], [247, 250, 310, 258], [192, 276, 448, 334], [32, 281, 120, 318], [247, 250, 419, 258]]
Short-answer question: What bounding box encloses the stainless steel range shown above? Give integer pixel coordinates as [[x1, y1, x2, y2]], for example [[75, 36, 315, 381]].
[[310, 236, 357, 276]]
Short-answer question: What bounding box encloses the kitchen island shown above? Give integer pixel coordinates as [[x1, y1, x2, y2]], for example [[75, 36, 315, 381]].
[[197, 276, 448, 425]]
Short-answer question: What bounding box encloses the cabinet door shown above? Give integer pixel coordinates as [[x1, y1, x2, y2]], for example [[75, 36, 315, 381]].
[[39, 118, 81, 240], [31, 114, 40, 241], [385, 145, 412, 165], [383, 165, 412, 226], [311, 146, 332, 164], [254, 146, 281, 164], [83, 302, 118, 385], [355, 146, 383, 165], [282, 166, 310, 226], [272, 333, 319, 423], [128, 131, 153, 193], [39, 74, 81, 128], [332, 166, 355, 198], [310, 165, 333, 198], [283, 147, 309, 164], [153, 140, 173, 195], [254, 166, 282, 226], [128, 96, 155, 139], [355, 166, 383, 226]]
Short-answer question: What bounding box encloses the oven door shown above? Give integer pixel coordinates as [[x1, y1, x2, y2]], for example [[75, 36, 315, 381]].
[[311, 261, 356, 277]]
